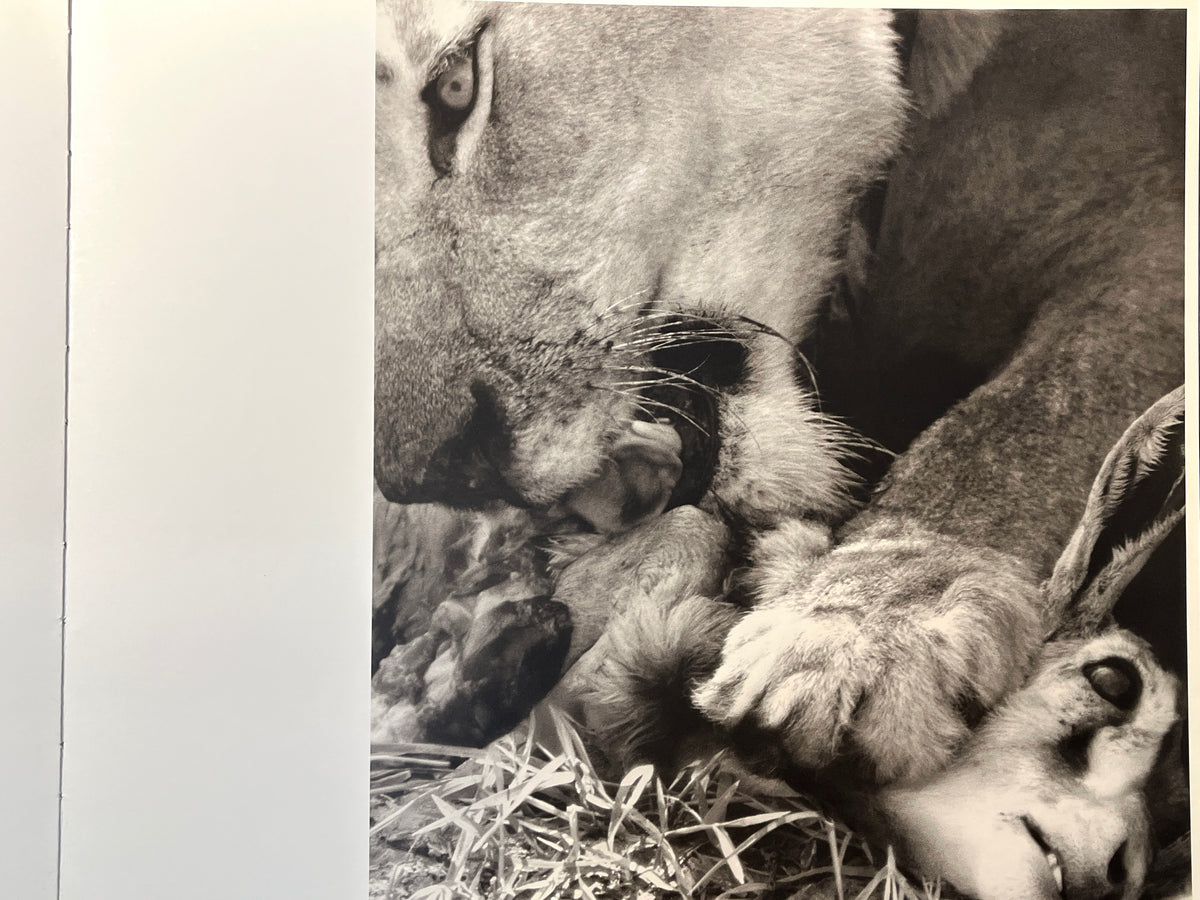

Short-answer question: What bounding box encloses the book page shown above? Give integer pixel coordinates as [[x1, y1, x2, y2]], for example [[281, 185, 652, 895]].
[[60, 2, 374, 897], [0, 2, 68, 897]]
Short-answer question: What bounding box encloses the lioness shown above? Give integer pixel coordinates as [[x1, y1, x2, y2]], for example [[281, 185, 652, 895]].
[[376, 0, 1183, 771], [374, 2, 1186, 895]]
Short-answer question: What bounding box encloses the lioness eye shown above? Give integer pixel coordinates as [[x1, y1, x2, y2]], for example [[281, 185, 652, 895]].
[[435, 58, 475, 111], [421, 35, 483, 176]]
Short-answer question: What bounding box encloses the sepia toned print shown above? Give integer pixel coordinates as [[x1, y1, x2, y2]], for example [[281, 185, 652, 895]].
[[371, 5, 1188, 898]]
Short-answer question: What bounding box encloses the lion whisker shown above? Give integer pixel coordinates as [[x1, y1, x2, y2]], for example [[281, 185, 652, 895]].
[[593, 287, 654, 321], [609, 331, 750, 352], [592, 314, 687, 344], [610, 365, 721, 397], [795, 351, 821, 404], [593, 386, 710, 436], [607, 379, 684, 389], [593, 307, 732, 340], [711, 311, 825, 404]]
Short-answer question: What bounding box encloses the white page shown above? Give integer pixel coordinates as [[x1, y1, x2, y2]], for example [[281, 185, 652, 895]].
[[0, 2, 68, 898], [60, 2, 373, 897]]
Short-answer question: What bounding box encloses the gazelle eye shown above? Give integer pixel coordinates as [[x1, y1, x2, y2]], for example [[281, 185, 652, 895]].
[[1084, 657, 1142, 711]]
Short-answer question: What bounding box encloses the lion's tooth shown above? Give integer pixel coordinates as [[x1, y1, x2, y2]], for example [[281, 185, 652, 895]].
[[629, 419, 683, 454], [1045, 851, 1063, 894], [564, 420, 682, 533]]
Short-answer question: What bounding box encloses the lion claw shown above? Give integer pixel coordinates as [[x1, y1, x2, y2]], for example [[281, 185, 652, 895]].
[[694, 522, 1047, 784]]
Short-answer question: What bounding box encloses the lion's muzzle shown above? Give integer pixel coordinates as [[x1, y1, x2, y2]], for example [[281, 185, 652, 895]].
[[374, 343, 516, 507]]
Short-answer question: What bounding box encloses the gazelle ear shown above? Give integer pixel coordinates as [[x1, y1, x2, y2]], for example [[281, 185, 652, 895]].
[[1044, 387, 1185, 638]]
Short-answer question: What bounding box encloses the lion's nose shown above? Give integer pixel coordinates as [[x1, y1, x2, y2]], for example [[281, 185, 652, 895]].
[[375, 366, 514, 506]]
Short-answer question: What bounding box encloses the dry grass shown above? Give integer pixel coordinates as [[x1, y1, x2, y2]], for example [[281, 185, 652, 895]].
[[370, 707, 943, 900]]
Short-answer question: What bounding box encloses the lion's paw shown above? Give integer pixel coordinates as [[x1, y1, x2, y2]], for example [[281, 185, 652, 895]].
[[693, 520, 1046, 784]]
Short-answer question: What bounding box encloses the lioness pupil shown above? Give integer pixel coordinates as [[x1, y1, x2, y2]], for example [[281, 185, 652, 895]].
[[437, 63, 474, 111]]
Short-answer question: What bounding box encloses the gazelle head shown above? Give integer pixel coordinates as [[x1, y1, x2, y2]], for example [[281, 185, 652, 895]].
[[880, 387, 1187, 900]]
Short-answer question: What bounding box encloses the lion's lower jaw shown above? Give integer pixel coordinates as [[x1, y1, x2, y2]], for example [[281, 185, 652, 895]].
[[704, 382, 859, 529]]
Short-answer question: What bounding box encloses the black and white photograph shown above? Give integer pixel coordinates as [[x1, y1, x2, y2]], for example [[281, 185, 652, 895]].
[[6, 2, 1195, 899], [369, 4, 1192, 899]]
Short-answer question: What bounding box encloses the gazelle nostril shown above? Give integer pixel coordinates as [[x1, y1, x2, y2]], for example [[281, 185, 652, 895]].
[[1106, 840, 1128, 886]]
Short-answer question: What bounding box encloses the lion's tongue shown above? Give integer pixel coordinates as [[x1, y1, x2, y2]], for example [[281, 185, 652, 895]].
[[564, 420, 683, 534]]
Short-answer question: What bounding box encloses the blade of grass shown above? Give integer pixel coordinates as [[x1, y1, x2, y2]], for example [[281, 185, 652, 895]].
[[530, 867, 569, 900], [777, 866, 882, 885], [695, 822, 745, 889], [608, 764, 655, 850], [372, 741, 487, 760], [417, 793, 483, 843], [620, 805, 693, 894], [703, 774, 742, 825], [715, 883, 774, 899], [371, 754, 457, 770], [669, 809, 820, 836], [655, 773, 672, 835], [851, 862, 889, 900], [827, 818, 846, 900], [370, 787, 439, 837], [690, 809, 823, 894]]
